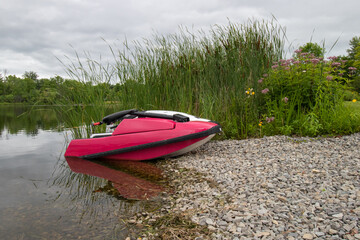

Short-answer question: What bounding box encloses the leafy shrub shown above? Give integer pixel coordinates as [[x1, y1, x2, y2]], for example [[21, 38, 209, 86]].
[[258, 49, 360, 136], [350, 76, 360, 93]]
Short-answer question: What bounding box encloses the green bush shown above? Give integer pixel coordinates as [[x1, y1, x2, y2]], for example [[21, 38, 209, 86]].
[[350, 76, 360, 93], [258, 50, 360, 136]]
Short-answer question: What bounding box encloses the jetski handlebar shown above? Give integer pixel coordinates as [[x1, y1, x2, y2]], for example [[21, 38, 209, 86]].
[[93, 109, 190, 126], [102, 109, 138, 125], [133, 112, 190, 122]]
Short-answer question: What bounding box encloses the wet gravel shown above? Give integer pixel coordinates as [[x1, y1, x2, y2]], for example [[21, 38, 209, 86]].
[[164, 134, 360, 239]]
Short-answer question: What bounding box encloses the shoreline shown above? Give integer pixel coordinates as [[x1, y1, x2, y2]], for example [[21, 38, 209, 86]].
[[135, 134, 360, 239]]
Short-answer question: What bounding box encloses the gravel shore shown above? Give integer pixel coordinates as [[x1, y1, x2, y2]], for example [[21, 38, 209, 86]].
[[157, 133, 360, 239]]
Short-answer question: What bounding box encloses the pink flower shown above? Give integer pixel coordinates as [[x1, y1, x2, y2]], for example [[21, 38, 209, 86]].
[[331, 62, 341, 67], [328, 56, 337, 61], [309, 53, 315, 59], [326, 75, 333, 81], [310, 58, 320, 64], [258, 78, 264, 83], [263, 74, 268, 77], [261, 88, 269, 94], [349, 67, 357, 71], [266, 117, 275, 123], [271, 65, 279, 69], [282, 97, 288, 103]]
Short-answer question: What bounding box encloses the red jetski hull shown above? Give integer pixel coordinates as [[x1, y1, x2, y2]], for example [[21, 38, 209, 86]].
[[64, 110, 221, 161]]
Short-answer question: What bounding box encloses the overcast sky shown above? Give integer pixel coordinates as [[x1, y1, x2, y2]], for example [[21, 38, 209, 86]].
[[1, 0, 359, 78]]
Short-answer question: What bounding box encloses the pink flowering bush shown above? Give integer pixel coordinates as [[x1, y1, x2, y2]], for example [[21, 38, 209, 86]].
[[261, 88, 269, 94], [257, 49, 355, 136], [263, 51, 348, 110]]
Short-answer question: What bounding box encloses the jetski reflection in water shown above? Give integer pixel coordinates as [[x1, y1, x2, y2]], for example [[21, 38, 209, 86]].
[[65, 157, 166, 200], [65, 109, 221, 161]]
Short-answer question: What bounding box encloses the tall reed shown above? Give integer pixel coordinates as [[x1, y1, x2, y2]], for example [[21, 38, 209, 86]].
[[57, 52, 117, 138]]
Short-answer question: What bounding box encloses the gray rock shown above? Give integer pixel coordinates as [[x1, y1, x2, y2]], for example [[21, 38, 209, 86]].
[[205, 218, 215, 226], [315, 231, 325, 237], [343, 223, 355, 232], [332, 213, 344, 218], [288, 232, 299, 238], [303, 233, 314, 239], [217, 220, 228, 226], [257, 208, 268, 215], [331, 222, 342, 230]]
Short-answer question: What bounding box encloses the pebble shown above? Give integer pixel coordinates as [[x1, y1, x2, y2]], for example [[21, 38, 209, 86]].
[[315, 231, 325, 237], [303, 233, 314, 239], [333, 213, 344, 218], [205, 218, 215, 226], [217, 220, 228, 226], [161, 133, 360, 239]]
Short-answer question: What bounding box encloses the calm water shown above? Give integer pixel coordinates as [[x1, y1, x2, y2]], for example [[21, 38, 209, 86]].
[[0, 105, 166, 239]]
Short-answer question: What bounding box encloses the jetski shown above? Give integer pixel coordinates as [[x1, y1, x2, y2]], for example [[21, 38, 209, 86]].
[[64, 109, 221, 161]]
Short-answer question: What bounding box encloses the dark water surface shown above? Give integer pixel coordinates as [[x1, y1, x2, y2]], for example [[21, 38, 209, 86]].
[[0, 105, 166, 239]]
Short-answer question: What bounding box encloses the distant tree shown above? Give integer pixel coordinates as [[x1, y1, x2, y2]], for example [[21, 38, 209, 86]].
[[347, 36, 360, 60], [50, 75, 64, 85], [298, 42, 324, 58], [344, 36, 360, 92], [23, 71, 38, 80], [352, 44, 360, 69], [0, 74, 4, 96]]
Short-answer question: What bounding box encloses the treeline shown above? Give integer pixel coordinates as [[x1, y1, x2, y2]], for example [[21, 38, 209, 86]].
[[0, 72, 123, 104]]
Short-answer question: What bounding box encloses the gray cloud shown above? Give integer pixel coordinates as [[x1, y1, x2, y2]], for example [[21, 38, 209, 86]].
[[1, 0, 359, 78]]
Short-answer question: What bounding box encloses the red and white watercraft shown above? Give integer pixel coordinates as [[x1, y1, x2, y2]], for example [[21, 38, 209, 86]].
[[64, 109, 221, 161]]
